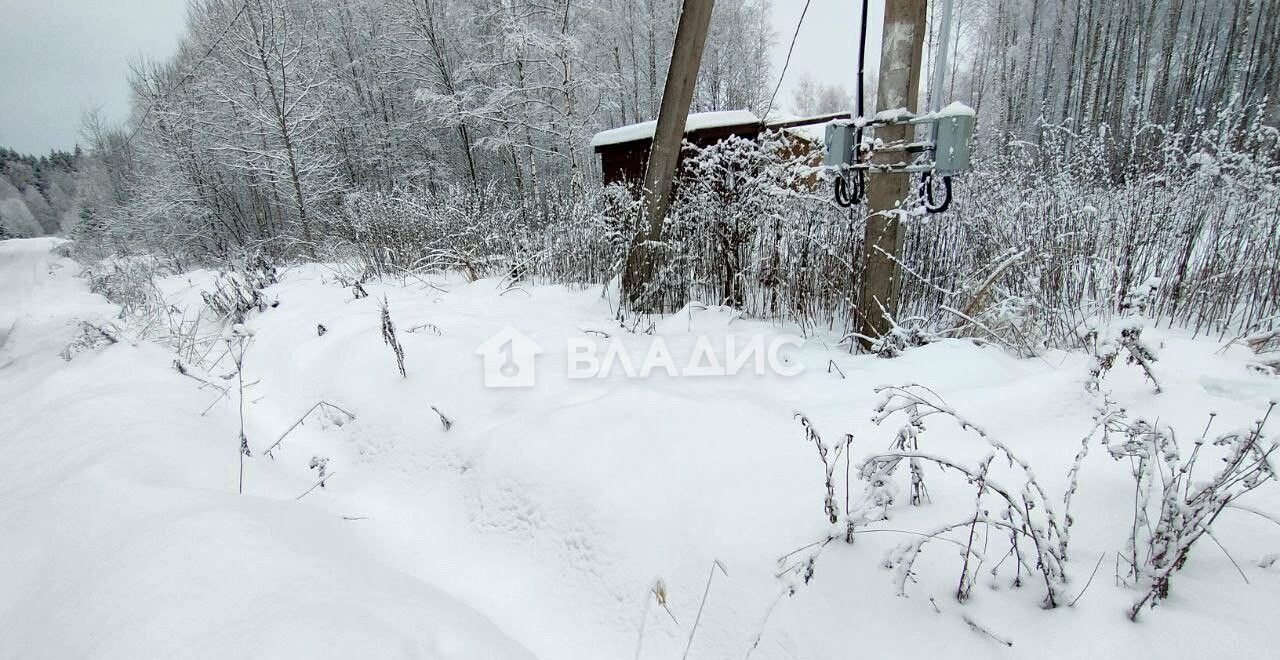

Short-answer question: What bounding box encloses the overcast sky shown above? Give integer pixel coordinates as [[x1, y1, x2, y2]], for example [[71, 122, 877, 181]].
[[0, 0, 186, 154], [769, 0, 884, 116], [0, 0, 878, 155]]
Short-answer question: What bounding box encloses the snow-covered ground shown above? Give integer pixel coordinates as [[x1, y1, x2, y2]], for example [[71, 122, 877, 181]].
[[3, 236, 1279, 659]]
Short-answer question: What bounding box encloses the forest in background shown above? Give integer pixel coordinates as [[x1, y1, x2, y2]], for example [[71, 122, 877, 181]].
[[6, 0, 1280, 350], [0, 148, 82, 239]]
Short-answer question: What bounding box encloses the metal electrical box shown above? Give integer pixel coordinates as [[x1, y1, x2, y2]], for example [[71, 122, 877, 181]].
[[932, 114, 974, 175], [824, 122, 857, 168]]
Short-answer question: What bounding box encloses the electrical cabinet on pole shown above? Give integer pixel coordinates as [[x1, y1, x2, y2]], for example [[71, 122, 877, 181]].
[[823, 0, 973, 350]]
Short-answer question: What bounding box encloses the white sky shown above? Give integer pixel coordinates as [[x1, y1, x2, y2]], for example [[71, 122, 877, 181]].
[[768, 0, 885, 116], [0, 0, 186, 154], [0, 0, 878, 155]]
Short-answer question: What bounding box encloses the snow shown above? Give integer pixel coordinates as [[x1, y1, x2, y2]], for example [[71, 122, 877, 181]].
[[1188, 152, 1221, 176], [0, 239, 534, 660], [783, 123, 827, 143], [4, 237, 1280, 659], [762, 113, 833, 144], [933, 101, 977, 118], [839, 102, 975, 130], [873, 107, 915, 123], [590, 110, 760, 148]]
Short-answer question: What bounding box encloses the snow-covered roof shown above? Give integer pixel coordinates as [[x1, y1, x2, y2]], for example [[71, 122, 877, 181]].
[[931, 101, 977, 118], [873, 107, 914, 123], [763, 113, 831, 143], [783, 123, 827, 143], [590, 110, 760, 148]]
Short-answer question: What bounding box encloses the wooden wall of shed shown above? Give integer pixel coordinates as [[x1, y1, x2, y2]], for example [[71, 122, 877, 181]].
[[599, 142, 651, 187], [595, 124, 765, 193], [595, 124, 824, 194]]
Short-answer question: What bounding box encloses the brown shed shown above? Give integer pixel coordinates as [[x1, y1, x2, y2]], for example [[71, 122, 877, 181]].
[[591, 110, 835, 190]]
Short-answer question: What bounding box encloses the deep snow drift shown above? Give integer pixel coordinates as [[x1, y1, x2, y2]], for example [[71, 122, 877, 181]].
[[2, 237, 1279, 660], [0, 239, 533, 660]]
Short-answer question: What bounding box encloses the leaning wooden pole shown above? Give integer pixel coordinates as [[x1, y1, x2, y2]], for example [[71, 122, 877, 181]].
[[857, 0, 927, 348], [622, 0, 716, 311]]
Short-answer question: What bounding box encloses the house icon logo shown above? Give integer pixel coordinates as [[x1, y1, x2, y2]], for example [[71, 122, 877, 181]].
[[474, 326, 543, 388]]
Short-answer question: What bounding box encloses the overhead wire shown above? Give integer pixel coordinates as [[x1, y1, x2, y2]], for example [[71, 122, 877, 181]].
[[125, 0, 253, 147], [761, 0, 813, 123], [834, 0, 871, 210]]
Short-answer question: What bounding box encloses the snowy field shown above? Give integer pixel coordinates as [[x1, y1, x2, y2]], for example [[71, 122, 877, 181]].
[[3, 236, 1279, 660]]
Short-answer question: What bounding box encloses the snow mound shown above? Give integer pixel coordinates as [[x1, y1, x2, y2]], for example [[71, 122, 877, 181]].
[[652, 301, 742, 335], [0, 239, 534, 660]]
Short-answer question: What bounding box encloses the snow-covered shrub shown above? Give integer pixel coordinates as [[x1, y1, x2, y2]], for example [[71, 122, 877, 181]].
[[431, 405, 453, 431], [866, 387, 934, 507], [59, 321, 122, 361], [200, 275, 260, 325], [853, 315, 943, 358], [379, 295, 406, 378], [321, 183, 619, 288], [1085, 400, 1279, 620], [221, 327, 253, 495], [1085, 279, 1163, 393], [793, 414, 851, 527], [1245, 326, 1280, 375], [309, 456, 329, 485], [784, 386, 1071, 609], [81, 258, 166, 321], [604, 131, 858, 322], [1086, 320, 1161, 393], [200, 256, 279, 325], [1248, 329, 1280, 356], [862, 386, 1069, 607], [321, 187, 503, 280], [80, 257, 231, 369], [662, 133, 853, 326]]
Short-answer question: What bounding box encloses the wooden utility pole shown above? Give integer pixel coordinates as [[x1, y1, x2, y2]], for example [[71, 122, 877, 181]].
[[622, 0, 716, 310], [857, 0, 928, 347]]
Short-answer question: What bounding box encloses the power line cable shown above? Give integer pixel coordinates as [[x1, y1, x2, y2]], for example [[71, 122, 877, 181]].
[[835, 0, 871, 210], [762, 0, 813, 122], [855, 0, 869, 120]]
